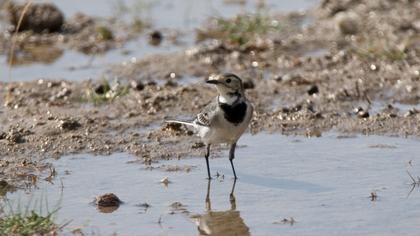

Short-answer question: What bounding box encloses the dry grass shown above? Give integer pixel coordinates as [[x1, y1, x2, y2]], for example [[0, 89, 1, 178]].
[[7, 0, 33, 80]]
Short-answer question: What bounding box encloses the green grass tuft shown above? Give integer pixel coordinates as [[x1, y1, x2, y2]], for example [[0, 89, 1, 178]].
[[197, 14, 281, 46], [0, 210, 58, 236], [0, 183, 65, 236], [96, 26, 114, 41], [350, 36, 409, 62], [84, 79, 129, 105], [353, 45, 407, 61]]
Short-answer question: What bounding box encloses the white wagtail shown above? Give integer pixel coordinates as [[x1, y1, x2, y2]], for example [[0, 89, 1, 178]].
[[166, 73, 253, 179], [191, 180, 250, 235]]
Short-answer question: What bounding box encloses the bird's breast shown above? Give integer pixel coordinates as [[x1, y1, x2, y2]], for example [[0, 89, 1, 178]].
[[219, 101, 247, 125]]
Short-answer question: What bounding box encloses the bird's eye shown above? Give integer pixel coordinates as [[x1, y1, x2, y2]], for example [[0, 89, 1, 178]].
[[226, 78, 231, 83]]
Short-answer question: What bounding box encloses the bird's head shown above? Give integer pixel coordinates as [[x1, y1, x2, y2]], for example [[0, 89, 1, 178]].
[[206, 73, 244, 100]]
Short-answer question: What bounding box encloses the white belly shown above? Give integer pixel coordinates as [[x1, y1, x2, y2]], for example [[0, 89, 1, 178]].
[[199, 125, 244, 144]]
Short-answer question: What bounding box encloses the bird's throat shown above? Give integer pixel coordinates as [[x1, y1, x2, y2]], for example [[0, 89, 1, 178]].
[[218, 94, 239, 105]]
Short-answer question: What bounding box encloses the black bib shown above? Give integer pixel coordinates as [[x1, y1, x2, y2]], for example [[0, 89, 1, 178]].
[[219, 101, 247, 125]]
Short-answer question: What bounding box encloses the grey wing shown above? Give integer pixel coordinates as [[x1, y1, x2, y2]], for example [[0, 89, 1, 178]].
[[195, 99, 219, 127]]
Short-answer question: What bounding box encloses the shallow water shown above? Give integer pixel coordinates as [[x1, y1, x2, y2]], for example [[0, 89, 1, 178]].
[[369, 101, 420, 116], [0, 0, 319, 81], [0, 36, 186, 82], [53, 0, 318, 26], [4, 133, 420, 235]]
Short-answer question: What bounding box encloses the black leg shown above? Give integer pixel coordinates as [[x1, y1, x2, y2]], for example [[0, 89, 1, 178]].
[[229, 143, 237, 179], [205, 144, 212, 179]]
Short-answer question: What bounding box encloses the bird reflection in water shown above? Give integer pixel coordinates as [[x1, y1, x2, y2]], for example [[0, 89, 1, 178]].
[[190, 180, 250, 236]]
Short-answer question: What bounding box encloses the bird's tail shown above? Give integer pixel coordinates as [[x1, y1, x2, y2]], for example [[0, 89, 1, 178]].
[[164, 119, 196, 127]]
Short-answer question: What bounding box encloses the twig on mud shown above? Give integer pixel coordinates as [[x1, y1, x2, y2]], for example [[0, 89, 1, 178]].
[[44, 166, 57, 183], [157, 215, 163, 228], [58, 219, 73, 232], [7, 0, 33, 80], [406, 170, 420, 197], [355, 80, 360, 98], [355, 80, 371, 105], [273, 217, 296, 225], [364, 93, 372, 105], [59, 177, 64, 193]]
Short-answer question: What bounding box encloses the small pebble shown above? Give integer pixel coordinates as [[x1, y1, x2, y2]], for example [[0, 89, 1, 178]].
[[130, 80, 145, 91], [357, 110, 369, 118], [59, 118, 81, 131], [149, 30, 163, 46], [95, 83, 110, 95], [404, 108, 419, 117], [307, 85, 319, 95], [335, 11, 360, 35], [192, 142, 205, 149]]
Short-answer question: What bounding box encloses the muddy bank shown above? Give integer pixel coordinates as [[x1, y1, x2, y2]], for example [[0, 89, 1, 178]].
[[1, 0, 420, 189]]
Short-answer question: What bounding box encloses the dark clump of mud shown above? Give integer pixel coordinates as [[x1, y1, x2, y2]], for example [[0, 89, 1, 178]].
[[95, 193, 122, 213], [148, 30, 163, 46], [95, 193, 122, 207], [1, 0, 420, 188], [0, 180, 16, 196], [7, 2, 64, 33]]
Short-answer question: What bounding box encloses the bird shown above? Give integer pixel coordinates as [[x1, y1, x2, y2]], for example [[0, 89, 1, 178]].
[[190, 180, 250, 236], [165, 73, 253, 179]]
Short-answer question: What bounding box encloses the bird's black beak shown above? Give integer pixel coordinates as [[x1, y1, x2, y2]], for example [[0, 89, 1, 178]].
[[206, 80, 220, 84]]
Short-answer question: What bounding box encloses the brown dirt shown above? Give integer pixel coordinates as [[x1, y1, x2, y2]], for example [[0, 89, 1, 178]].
[[0, 0, 420, 190]]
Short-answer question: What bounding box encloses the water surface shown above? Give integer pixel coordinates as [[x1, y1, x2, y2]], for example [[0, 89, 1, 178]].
[[4, 133, 420, 235]]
